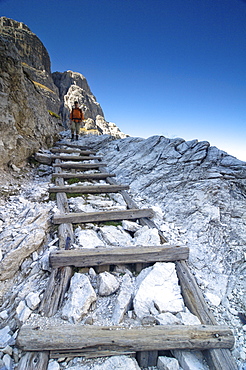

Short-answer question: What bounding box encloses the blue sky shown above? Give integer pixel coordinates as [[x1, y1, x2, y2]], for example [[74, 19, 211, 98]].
[[1, 0, 246, 161]]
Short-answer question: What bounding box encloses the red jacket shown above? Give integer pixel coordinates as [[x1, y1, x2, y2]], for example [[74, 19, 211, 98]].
[[70, 107, 84, 122]]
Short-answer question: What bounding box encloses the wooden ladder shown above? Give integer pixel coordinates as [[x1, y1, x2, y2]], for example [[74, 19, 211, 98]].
[[17, 142, 237, 370]]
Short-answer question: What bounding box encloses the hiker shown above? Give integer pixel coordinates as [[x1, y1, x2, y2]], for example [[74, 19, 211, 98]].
[[69, 101, 84, 140]]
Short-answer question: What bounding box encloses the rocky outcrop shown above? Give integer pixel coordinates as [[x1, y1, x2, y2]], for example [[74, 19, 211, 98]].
[[53, 70, 127, 138], [0, 17, 62, 168]]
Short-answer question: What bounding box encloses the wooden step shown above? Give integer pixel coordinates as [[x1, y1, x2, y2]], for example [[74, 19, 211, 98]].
[[53, 208, 154, 224], [50, 245, 189, 268], [55, 142, 91, 149], [51, 155, 102, 161], [51, 148, 97, 155], [52, 172, 116, 179], [49, 184, 129, 194], [53, 163, 106, 169], [17, 324, 234, 352]]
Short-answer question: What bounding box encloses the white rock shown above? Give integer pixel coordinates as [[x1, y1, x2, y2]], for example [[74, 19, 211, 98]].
[[2, 345, 13, 356], [76, 229, 105, 248], [16, 300, 32, 323], [156, 312, 181, 325], [134, 263, 184, 319], [0, 326, 14, 348], [93, 355, 141, 370], [172, 349, 209, 370], [3, 353, 13, 370], [98, 272, 120, 296], [47, 360, 60, 370], [176, 310, 201, 325], [25, 292, 41, 310], [204, 292, 221, 306], [61, 273, 97, 323], [99, 225, 133, 246], [122, 220, 141, 232], [111, 274, 134, 324], [157, 355, 180, 370], [0, 310, 8, 320], [134, 226, 161, 245]]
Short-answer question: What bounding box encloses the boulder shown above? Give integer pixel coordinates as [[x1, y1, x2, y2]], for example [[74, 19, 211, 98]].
[[111, 273, 134, 324], [157, 356, 180, 370], [133, 263, 184, 319], [61, 273, 97, 323], [98, 272, 120, 296]]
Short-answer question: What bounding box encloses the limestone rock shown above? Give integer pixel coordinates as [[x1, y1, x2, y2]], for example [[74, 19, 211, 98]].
[[156, 312, 181, 325], [0, 326, 14, 348], [133, 263, 184, 319], [176, 310, 201, 325], [61, 273, 97, 323], [25, 292, 41, 310], [0, 17, 61, 168], [75, 228, 105, 248], [134, 225, 161, 245], [111, 273, 134, 324], [16, 300, 32, 323], [93, 355, 141, 370], [0, 228, 46, 280], [157, 356, 180, 370], [98, 272, 120, 296], [172, 350, 209, 370]]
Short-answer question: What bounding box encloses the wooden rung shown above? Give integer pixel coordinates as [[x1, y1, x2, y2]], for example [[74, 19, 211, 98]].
[[53, 163, 106, 169], [49, 184, 129, 194], [53, 208, 154, 224], [52, 173, 116, 179], [54, 142, 89, 149], [51, 155, 102, 161], [50, 350, 136, 359], [50, 245, 189, 268], [17, 324, 235, 352], [50, 148, 97, 155]]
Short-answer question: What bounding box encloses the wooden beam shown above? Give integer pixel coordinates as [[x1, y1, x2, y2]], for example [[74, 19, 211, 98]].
[[17, 352, 49, 370], [54, 142, 91, 150], [17, 324, 235, 352], [176, 260, 237, 370], [49, 184, 129, 194], [53, 208, 155, 225], [52, 172, 116, 179], [51, 155, 102, 161], [50, 148, 97, 155], [49, 245, 189, 268], [53, 162, 106, 169]]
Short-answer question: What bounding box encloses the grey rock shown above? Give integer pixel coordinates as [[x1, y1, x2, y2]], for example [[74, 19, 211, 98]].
[[157, 356, 180, 370], [98, 272, 120, 296], [111, 274, 134, 324], [61, 273, 97, 323]]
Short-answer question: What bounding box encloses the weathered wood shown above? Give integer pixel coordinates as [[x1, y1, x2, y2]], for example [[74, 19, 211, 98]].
[[53, 162, 106, 169], [52, 172, 116, 179], [49, 184, 129, 194], [51, 155, 102, 161], [39, 159, 73, 317], [17, 352, 49, 370], [54, 142, 89, 149], [176, 260, 237, 370], [136, 350, 158, 367], [53, 208, 155, 224], [50, 349, 135, 359], [50, 245, 189, 268], [50, 148, 96, 155], [17, 324, 234, 352]]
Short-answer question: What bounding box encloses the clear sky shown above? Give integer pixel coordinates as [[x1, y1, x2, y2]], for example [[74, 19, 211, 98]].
[[1, 0, 246, 161]]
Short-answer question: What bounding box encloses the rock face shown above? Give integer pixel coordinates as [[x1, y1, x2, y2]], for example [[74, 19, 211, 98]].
[[52, 70, 127, 138], [0, 17, 62, 168]]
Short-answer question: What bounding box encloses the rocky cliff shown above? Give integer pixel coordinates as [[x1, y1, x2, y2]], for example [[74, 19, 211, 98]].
[[0, 17, 126, 170], [53, 70, 127, 138], [0, 17, 62, 168]]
